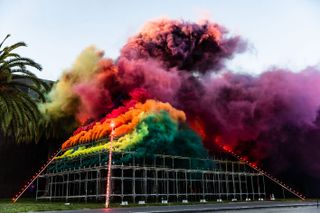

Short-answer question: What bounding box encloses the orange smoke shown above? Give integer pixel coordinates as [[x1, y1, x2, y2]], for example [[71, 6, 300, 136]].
[[62, 99, 186, 149]]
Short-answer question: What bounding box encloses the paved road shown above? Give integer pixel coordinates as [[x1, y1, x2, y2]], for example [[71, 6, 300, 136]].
[[38, 201, 318, 213]]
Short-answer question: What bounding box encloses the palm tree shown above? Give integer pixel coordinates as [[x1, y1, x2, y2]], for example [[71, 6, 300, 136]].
[[0, 34, 48, 143]]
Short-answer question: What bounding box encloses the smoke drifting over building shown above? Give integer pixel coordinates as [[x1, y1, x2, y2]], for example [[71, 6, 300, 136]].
[[41, 18, 320, 196]]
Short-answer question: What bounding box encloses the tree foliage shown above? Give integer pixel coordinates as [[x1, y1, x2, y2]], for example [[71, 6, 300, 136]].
[[0, 34, 48, 143]]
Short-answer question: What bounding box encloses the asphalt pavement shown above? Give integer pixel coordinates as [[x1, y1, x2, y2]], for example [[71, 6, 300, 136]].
[[36, 201, 319, 213]]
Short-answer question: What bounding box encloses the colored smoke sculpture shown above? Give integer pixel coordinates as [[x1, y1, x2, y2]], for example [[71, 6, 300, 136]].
[[58, 89, 208, 160], [41, 18, 320, 196]]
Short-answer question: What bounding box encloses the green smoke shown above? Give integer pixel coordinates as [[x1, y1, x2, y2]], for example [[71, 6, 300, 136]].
[[121, 111, 208, 161]]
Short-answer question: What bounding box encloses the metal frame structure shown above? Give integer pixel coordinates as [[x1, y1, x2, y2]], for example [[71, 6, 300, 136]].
[[36, 149, 267, 203]]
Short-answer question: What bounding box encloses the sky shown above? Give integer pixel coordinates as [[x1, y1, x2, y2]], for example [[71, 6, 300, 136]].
[[1, 0, 320, 80]]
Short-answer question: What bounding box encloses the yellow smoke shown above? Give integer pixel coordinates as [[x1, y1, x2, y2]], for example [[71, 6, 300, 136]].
[[39, 46, 103, 119]]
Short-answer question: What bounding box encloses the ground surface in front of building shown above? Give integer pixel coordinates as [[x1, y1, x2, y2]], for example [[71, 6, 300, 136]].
[[0, 199, 319, 213]]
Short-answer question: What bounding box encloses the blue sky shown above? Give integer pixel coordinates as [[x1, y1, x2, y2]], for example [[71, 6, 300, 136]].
[[1, 0, 320, 80]]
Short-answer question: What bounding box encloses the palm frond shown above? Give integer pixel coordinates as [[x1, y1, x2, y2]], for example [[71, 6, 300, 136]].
[[3, 41, 27, 53], [0, 57, 42, 70], [0, 34, 10, 49], [0, 35, 45, 144], [7, 81, 46, 101]]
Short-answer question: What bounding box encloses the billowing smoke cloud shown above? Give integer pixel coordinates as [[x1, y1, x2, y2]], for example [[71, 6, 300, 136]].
[[43, 18, 320, 196], [117, 18, 245, 103], [39, 47, 117, 123], [120, 18, 245, 73], [201, 69, 320, 173]]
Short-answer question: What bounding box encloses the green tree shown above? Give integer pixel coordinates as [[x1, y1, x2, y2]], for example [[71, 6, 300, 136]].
[[0, 34, 48, 143]]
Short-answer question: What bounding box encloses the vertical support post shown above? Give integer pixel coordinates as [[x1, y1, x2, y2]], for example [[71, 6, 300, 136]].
[[73, 174, 76, 198], [121, 157, 124, 203], [189, 158, 192, 200], [155, 155, 158, 202], [257, 174, 261, 199], [262, 175, 266, 200], [175, 170, 178, 201], [232, 162, 236, 199], [238, 163, 242, 201], [54, 176, 57, 200], [153, 156, 157, 197], [185, 171, 188, 200], [251, 175, 255, 200], [144, 158, 147, 201], [85, 171, 88, 203], [163, 156, 166, 201], [202, 172, 205, 200], [61, 175, 64, 199], [166, 170, 169, 201], [49, 176, 53, 201], [36, 177, 39, 201], [78, 173, 81, 201], [245, 173, 249, 200], [96, 170, 99, 201], [66, 173, 69, 202], [238, 173, 242, 201], [105, 121, 115, 208], [217, 164, 221, 199], [212, 171, 216, 197], [225, 162, 229, 200], [133, 155, 136, 203]]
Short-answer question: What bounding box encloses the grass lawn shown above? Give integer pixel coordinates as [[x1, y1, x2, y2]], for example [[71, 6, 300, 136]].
[[0, 199, 104, 213]]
